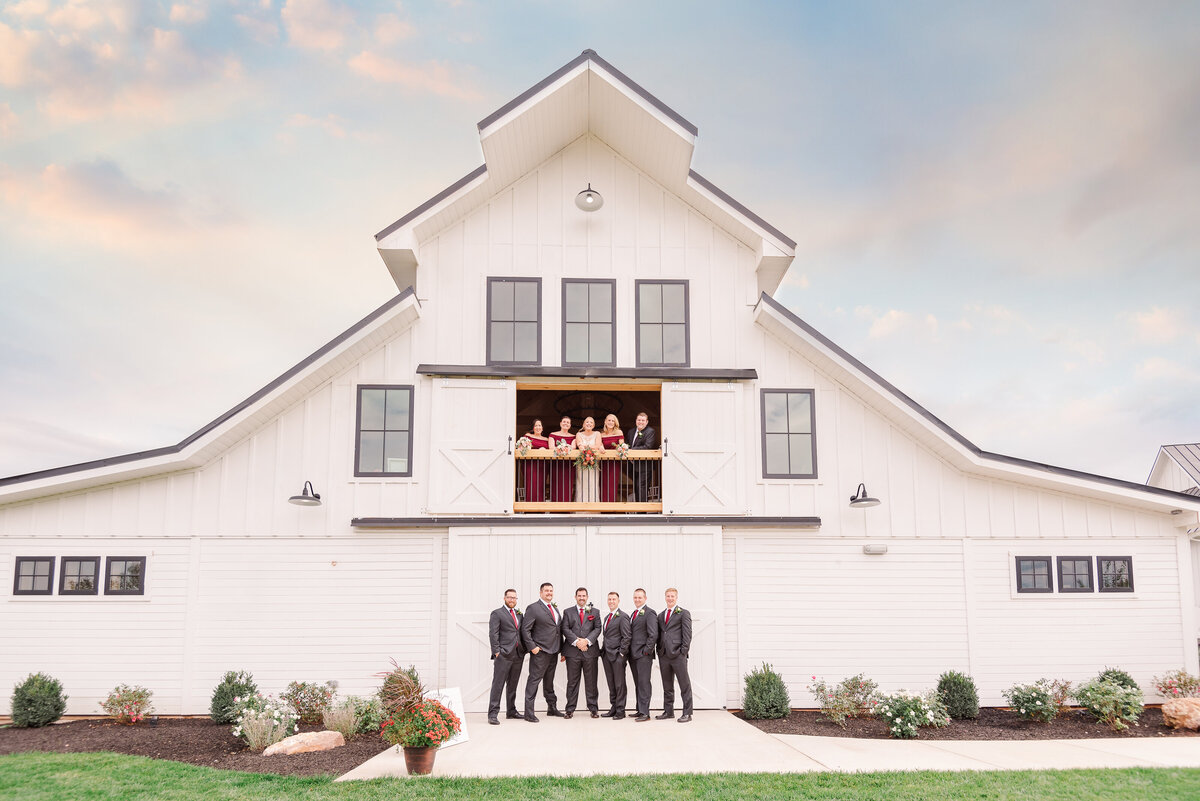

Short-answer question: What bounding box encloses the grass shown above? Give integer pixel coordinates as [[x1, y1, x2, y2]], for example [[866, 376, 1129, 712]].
[[2, 753, 1199, 801]]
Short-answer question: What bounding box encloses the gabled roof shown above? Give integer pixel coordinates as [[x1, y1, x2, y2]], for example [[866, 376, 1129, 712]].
[[375, 49, 795, 298], [1160, 444, 1200, 484], [754, 293, 1200, 513], [0, 289, 421, 504], [1147, 443, 1200, 494]]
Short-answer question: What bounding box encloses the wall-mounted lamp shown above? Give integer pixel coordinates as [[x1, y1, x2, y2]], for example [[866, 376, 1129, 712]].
[[575, 183, 603, 211], [849, 483, 880, 509], [863, 544, 888, 555], [288, 480, 322, 507]]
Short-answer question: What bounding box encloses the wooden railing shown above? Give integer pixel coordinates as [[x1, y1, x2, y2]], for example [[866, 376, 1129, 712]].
[[514, 450, 663, 513]]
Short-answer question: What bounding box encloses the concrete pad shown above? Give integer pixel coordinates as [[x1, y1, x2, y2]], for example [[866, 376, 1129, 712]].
[[770, 734, 997, 773], [338, 711, 826, 780], [1068, 737, 1200, 768], [926, 739, 1161, 770]]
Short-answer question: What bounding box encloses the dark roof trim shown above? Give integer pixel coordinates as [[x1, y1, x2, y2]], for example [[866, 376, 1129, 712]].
[[352, 515, 821, 529], [477, 49, 699, 137], [416, 364, 757, 380], [374, 164, 488, 242], [0, 288, 419, 488], [689, 170, 796, 250], [760, 293, 1200, 504]]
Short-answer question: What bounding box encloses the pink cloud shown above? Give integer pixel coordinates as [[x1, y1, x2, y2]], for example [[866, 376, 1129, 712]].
[[282, 0, 354, 51], [348, 51, 479, 100]]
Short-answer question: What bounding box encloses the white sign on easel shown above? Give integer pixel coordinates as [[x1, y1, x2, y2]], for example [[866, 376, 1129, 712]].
[[426, 686, 468, 749]]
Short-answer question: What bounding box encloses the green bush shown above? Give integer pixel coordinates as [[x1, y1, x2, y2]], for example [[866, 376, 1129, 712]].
[[11, 672, 67, 728], [742, 663, 791, 719], [1097, 667, 1138, 691], [1002, 682, 1055, 723], [1074, 679, 1143, 731], [875, 690, 950, 739], [100, 684, 153, 724], [936, 671, 979, 720], [210, 670, 257, 725], [1152, 668, 1200, 699], [808, 673, 878, 726], [281, 681, 336, 724], [349, 694, 384, 734]]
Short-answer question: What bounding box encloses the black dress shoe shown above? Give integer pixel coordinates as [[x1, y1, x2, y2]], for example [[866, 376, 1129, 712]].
[[525, 714, 540, 722], [612, 714, 625, 720], [600, 710, 615, 718], [634, 714, 650, 722], [655, 712, 674, 720], [563, 711, 573, 719], [488, 717, 500, 725], [590, 711, 599, 718], [677, 714, 692, 723], [547, 708, 564, 717], [506, 712, 522, 719]]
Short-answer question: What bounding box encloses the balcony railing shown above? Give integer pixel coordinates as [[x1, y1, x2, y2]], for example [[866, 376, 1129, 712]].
[[514, 450, 663, 513]]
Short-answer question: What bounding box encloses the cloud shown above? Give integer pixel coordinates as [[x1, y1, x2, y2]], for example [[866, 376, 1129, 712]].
[[283, 112, 346, 139], [347, 51, 479, 100], [1127, 306, 1183, 344], [1136, 356, 1199, 383], [282, 0, 354, 51], [375, 12, 414, 45], [0, 103, 15, 137], [234, 11, 279, 43], [864, 308, 939, 341], [169, 3, 207, 24]]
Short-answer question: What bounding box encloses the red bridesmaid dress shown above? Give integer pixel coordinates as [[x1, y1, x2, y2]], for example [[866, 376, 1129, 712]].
[[548, 431, 574, 503], [522, 435, 549, 502], [600, 434, 624, 503]]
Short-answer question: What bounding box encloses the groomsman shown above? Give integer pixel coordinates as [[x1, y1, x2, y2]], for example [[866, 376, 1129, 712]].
[[521, 582, 563, 722], [625, 412, 658, 503], [487, 588, 526, 725], [599, 591, 631, 719], [656, 587, 693, 723], [627, 587, 658, 722], [560, 587, 602, 718]]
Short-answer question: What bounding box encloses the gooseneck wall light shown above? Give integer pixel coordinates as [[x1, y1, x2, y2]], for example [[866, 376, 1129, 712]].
[[849, 483, 881, 509], [288, 481, 322, 507]]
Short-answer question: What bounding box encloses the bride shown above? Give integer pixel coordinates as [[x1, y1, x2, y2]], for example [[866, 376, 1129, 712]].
[[573, 416, 602, 503]]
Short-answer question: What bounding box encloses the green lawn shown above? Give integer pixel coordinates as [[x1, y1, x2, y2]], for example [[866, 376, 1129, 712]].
[[2, 752, 1198, 801]]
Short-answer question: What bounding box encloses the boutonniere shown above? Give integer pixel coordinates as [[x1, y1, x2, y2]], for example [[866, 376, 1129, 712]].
[[584, 603, 593, 613], [514, 607, 523, 616], [551, 601, 559, 609]]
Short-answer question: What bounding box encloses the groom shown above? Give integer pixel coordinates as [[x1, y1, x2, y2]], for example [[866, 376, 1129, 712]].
[[625, 411, 658, 502]]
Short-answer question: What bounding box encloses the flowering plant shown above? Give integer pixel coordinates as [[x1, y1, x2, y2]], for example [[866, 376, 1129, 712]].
[[1001, 682, 1055, 723], [515, 436, 532, 456], [575, 445, 600, 471], [100, 684, 153, 725], [1073, 679, 1143, 731], [281, 680, 336, 723], [874, 690, 949, 739], [231, 693, 299, 750], [808, 674, 879, 726], [380, 698, 462, 748], [615, 442, 631, 459], [1152, 669, 1200, 699], [553, 440, 572, 458]]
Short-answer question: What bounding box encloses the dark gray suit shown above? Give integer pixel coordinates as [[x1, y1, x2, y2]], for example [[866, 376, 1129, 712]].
[[521, 600, 563, 716], [561, 604, 602, 714], [627, 605, 658, 716], [488, 605, 526, 720], [600, 609, 631, 717], [625, 425, 658, 502], [657, 605, 693, 716]]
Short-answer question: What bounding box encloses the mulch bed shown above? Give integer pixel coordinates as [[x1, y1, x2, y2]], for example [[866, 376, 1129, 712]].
[[0, 718, 390, 777], [738, 706, 1199, 740]]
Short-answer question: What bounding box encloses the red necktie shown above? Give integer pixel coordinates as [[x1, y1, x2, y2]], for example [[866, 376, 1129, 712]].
[[511, 609, 518, 628], [548, 603, 556, 623], [605, 613, 612, 631], [579, 608, 585, 625], [666, 608, 672, 626]]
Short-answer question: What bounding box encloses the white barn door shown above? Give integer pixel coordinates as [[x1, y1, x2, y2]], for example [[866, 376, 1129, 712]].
[[428, 379, 515, 514], [661, 383, 743, 514]]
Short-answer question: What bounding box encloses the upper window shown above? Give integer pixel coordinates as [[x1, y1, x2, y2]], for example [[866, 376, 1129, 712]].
[[356, 385, 415, 477], [13, 557, 54, 596], [59, 557, 100, 595], [1098, 556, 1134, 593], [562, 279, 615, 366], [760, 389, 817, 479], [1015, 556, 1052, 593], [1057, 556, 1094, 593], [105, 557, 146, 595], [636, 280, 689, 366], [487, 277, 541, 365]]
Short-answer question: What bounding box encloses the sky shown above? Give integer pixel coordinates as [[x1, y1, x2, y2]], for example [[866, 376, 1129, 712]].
[[1, 0, 1198, 484]]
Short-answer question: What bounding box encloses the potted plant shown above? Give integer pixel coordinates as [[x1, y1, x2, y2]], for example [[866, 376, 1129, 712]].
[[376, 661, 461, 775]]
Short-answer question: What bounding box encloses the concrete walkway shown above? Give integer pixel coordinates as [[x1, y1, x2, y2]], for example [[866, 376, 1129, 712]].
[[336, 711, 1200, 781]]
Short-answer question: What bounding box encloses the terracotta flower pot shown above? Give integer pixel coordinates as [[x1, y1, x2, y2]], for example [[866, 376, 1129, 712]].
[[402, 745, 437, 775]]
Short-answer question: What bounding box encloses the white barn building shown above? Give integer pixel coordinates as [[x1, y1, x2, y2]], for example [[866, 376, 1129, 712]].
[[4, 51, 1199, 716]]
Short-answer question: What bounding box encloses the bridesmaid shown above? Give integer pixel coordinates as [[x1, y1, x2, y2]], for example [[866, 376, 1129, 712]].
[[548, 416, 574, 503], [573, 416, 602, 503], [522, 419, 549, 503], [599, 414, 623, 503]]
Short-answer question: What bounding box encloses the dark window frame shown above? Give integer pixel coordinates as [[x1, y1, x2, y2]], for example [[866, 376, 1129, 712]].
[[1015, 556, 1053, 594], [561, 278, 617, 367], [1097, 556, 1135, 593], [486, 276, 542, 366], [104, 556, 147, 596], [759, 388, 818, 479], [58, 556, 100, 596], [634, 279, 690, 367], [354, 384, 416, 478], [13, 556, 55, 596], [1056, 555, 1094, 593]]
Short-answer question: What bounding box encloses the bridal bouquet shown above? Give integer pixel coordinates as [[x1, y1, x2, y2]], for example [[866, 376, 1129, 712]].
[[575, 445, 600, 471], [515, 436, 532, 456]]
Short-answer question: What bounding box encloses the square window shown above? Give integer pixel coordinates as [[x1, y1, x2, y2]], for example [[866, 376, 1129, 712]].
[[487, 277, 541, 365], [760, 389, 817, 478], [1057, 556, 1094, 593], [59, 557, 100, 595], [13, 557, 55, 596], [1098, 556, 1134, 592], [104, 557, 146, 595], [355, 385, 415, 477], [1015, 556, 1052, 593], [562, 279, 616, 366], [635, 280, 689, 366]]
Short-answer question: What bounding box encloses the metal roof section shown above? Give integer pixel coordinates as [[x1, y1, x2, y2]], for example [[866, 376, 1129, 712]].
[[755, 292, 1200, 512], [0, 288, 422, 502], [1163, 444, 1200, 484]]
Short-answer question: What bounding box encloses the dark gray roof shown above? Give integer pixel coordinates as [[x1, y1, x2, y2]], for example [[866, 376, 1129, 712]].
[[416, 365, 756, 380], [1162, 444, 1200, 484], [375, 165, 487, 242]]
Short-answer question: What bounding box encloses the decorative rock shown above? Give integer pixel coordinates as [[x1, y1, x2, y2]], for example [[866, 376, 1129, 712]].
[[1162, 698, 1200, 730], [263, 730, 346, 756]]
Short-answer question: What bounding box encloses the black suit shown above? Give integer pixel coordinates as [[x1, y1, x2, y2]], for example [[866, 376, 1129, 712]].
[[521, 601, 563, 716], [561, 604, 602, 714], [600, 609, 631, 717], [627, 605, 658, 716], [657, 605, 693, 716], [488, 605, 526, 720], [625, 425, 658, 502]]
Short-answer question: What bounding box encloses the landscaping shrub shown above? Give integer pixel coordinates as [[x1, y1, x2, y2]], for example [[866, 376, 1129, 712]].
[[875, 690, 950, 739], [210, 670, 257, 725], [1096, 666, 1138, 691], [322, 699, 360, 740], [100, 684, 153, 724], [1002, 682, 1055, 723], [808, 673, 878, 726], [742, 663, 790, 720], [231, 693, 299, 750], [936, 671, 979, 720], [1073, 679, 1143, 732], [281, 681, 335, 724], [350, 694, 385, 734], [1041, 678, 1074, 718], [1151, 669, 1200, 699], [10, 672, 67, 728]]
